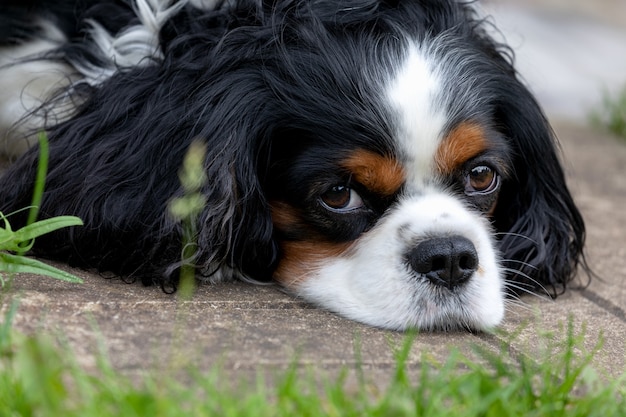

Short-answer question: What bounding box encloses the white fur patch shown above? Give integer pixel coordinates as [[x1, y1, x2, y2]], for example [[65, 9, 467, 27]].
[[0, 22, 77, 158], [76, 0, 187, 85], [385, 43, 447, 189], [0, 0, 190, 156]]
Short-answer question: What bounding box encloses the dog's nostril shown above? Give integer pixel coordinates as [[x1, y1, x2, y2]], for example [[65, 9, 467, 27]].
[[408, 235, 478, 289]]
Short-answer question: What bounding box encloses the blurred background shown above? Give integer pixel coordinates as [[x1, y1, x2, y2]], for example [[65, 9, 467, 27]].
[[480, 0, 626, 126]]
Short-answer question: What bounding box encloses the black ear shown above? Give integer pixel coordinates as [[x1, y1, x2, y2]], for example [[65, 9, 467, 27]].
[[492, 82, 586, 295], [191, 123, 279, 284], [0, 36, 280, 286]]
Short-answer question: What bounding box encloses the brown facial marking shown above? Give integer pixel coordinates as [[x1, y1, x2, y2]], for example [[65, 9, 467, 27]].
[[271, 201, 353, 287], [270, 201, 303, 231], [435, 122, 489, 175], [273, 240, 352, 288], [342, 150, 405, 196]]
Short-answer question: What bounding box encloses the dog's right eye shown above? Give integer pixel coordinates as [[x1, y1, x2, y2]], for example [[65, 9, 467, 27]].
[[320, 185, 364, 212], [465, 165, 499, 195]]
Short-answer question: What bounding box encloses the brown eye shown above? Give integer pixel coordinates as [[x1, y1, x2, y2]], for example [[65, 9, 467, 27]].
[[466, 165, 498, 194], [320, 185, 364, 212]]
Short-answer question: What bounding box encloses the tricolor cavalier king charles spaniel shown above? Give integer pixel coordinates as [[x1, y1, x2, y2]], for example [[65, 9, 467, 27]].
[[0, 0, 586, 331]]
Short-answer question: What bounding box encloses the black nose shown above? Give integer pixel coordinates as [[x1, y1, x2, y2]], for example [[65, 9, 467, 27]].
[[407, 235, 478, 289]]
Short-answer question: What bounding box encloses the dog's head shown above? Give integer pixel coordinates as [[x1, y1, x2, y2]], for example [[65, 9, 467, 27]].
[[191, 0, 585, 331]]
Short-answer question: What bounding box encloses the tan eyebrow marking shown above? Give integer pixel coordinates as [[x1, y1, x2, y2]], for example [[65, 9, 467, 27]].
[[435, 122, 489, 175], [342, 150, 405, 196]]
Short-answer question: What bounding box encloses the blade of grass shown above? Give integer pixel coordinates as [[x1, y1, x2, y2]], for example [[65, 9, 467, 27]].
[[26, 131, 49, 227], [0, 252, 83, 283], [13, 216, 83, 244], [168, 139, 209, 299], [0, 132, 83, 284]]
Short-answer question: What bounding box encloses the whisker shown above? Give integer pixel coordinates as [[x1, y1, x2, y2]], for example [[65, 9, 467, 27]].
[[501, 266, 534, 282], [503, 281, 552, 302], [503, 298, 536, 314], [500, 258, 538, 270], [501, 267, 552, 299], [502, 267, 549, 294], [493, 232, 538, 245]]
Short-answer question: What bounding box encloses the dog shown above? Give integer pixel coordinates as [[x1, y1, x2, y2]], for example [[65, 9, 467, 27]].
[[0, 0, 586, 331]]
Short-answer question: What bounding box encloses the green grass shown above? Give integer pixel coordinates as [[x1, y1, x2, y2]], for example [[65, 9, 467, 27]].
[[0, 303, 624, 417], [0, 132, 83, 286], [591, 85, 626, 140]]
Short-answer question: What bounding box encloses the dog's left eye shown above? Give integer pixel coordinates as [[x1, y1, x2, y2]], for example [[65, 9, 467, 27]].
[[320, 185, 364, 212], [465, 165, 498, 194]]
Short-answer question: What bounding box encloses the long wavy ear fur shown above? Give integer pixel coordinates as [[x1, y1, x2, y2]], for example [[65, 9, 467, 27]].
[[0, 9, 279, 286], [492, 80, 587, 296]]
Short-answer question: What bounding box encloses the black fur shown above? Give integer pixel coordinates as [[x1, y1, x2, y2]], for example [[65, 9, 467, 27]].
[[0, 0, 586, 296]]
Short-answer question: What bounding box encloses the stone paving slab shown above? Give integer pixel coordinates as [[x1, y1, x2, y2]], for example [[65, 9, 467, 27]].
[[556, 122, 626, 307], [4, 268, 485, 375]]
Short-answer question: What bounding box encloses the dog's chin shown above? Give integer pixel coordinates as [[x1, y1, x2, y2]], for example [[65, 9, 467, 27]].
[[276, 193, 505, 331]]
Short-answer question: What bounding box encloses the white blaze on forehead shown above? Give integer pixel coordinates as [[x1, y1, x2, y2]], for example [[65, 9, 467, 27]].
[[385, 44, 447, 187]]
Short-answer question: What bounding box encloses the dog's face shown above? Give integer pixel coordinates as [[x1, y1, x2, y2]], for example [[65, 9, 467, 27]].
[[261, 41, 511, 330]]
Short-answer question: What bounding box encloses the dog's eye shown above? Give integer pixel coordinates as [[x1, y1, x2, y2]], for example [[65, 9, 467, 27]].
[[465, 165, 498, 194], [320, 185, 364, 212]]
